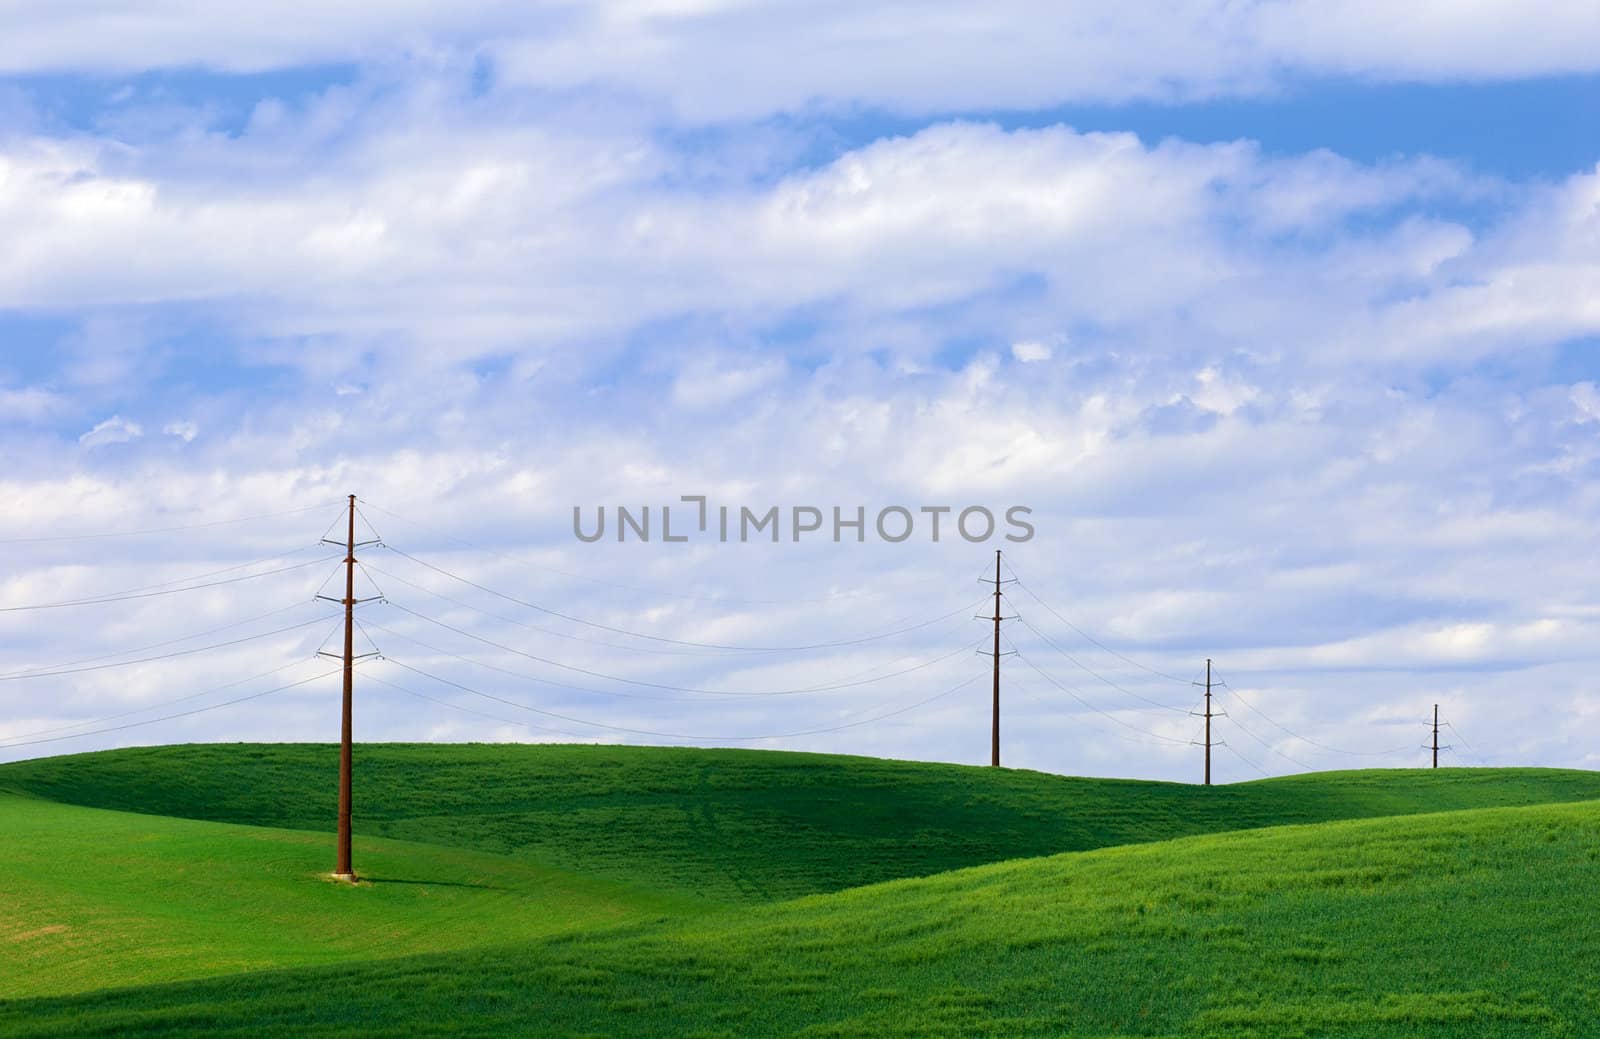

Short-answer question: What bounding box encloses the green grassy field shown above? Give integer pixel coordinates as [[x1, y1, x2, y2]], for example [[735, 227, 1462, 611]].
[[0, 792, 690, 998], [2, 744, 1598, 1037], [6, 744, 1598, 903]]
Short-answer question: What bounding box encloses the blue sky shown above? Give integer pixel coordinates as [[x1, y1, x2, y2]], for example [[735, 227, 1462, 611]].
[[1, 2, 1598, 780]]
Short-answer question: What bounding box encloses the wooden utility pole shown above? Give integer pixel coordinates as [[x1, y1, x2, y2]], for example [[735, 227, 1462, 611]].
[[991, 550, 1003, 766], [335, 494, 357, 880], [1432, 703, 1439, 770], [1204, 657, 1213, 786], [974, 550, 1015, 766]]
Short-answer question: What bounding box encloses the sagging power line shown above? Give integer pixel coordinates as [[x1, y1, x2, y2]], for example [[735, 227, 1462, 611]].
[[0, 502, 347, 545], [0, 552, 337, 613], [381, 543, 980, 654]]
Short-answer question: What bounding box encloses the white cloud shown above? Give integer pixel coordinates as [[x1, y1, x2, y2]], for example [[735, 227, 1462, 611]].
[[5, 113, 1577, 378], [1573, 383, 1600, 424], [163, 420, 199, 442], [77, 415, 143, 448], [671, 358, 786, 409], [495, 2, 1600, 120], [0, 386, 64, 422], [1189, 366, 1258, 416], [1011, 341, 1052, 363], [0, 3, 1597, 118]]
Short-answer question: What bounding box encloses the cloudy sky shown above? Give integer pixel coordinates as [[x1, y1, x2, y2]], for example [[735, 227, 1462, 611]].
[[2, 2, 1598, 782]]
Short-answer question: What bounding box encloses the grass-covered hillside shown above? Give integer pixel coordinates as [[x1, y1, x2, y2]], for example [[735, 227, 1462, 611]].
[[6, 743, 1599, 904], [0, 792, 690, 998], [5, 796, 1597, 1037]]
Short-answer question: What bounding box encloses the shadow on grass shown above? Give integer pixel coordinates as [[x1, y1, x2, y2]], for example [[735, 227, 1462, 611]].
[[361, 876, 505, 891]]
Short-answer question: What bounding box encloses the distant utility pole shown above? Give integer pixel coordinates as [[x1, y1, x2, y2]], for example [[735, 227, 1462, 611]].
[[991, 550, 1002, 766], [1190, 659, 1219, 786], [1204, 658, 1213, 786], [979, 550, 1014, 767], [1432, 704, 1440, 770]]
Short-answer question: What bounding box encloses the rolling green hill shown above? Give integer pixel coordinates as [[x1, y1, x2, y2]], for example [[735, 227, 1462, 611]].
[[5, 744, 1599, 904], [0, 792, 690, 999], [4, 796, 1597, 1037]]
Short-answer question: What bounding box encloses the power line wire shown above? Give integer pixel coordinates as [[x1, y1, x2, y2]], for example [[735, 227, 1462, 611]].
[[1001, 561, 1194, 685], [0, 668, 339, 750], [0, 659, 317, 745], [363, 672, 592, 740], [1009, 610, 1192, 714], [0, 614, 338, 681], [382, 543, 980, 653], [1443, 720, 1489, 766], [0, 600, 319, 679], [0, 502, 346, 545], [1005, 639, 1191, 747], [363, 560, 930, 658], [1221, 710, 1319, 772], [366, 614, 977, 705], [372, 603, 984, 698], [359, 621, 741, 704], [381, 656, 983, 743], [0, 553, 338, 613], [85, 544, 329, 596], [1219, 740, 1272, 778], [1214, 675, 1416, 758], [1004, 671, 1197, 751], [0, 545, 322, 609], [360, 499, 942, 607]]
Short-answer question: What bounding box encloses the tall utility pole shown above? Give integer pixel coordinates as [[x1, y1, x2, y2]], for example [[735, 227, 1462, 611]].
[[978, 550, 1013, 767], [1203, 658, 1213, 786], [1432, 704, 1440, 770], [317, 495, 380, 880], [336, 494, 357, 880], [991, 550, 1002, 767]]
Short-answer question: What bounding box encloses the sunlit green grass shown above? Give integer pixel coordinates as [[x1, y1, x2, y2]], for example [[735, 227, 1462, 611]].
[[6, 743, 1599, 904], [5, 797, 1597, 1037], [0, 793, 691, 999]]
